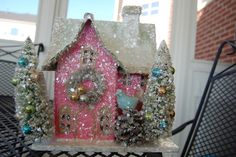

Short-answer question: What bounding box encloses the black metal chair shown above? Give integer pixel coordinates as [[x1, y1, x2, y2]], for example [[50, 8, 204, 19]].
[[171, 40, 236, 157]]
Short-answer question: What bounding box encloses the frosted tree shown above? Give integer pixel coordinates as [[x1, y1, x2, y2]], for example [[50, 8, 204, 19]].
[[13, 37, 52, 140], [143, 40, 175, 141]]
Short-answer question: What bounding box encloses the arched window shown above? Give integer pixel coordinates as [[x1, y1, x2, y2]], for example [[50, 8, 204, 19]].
[[59, 105, 72, 134], [81, 48, 96, 65]]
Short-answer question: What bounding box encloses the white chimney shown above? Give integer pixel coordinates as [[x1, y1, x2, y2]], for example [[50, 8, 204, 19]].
[[122, 6, 142, 48]]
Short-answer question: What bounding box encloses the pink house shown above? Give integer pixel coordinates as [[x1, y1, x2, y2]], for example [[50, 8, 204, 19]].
[[42, 6, 157, 141]]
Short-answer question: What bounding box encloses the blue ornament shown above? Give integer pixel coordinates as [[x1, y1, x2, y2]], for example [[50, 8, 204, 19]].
[[116, 89, 138, 110], [152, 68, 162, 77], [18, 57, 28, 67], [159, 119, 167, 129], [22, 124, 32, 134]]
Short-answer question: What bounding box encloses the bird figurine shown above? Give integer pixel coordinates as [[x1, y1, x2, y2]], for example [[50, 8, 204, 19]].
[[116, 89, 138, 110]]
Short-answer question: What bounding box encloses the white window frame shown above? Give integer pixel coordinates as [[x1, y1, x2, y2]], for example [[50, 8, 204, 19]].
[[0, 1, 39, 42], [35, 0, 68, 98]]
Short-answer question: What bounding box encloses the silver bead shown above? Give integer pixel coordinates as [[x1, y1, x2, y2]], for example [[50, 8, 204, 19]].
[[80, 95, 88, 102]]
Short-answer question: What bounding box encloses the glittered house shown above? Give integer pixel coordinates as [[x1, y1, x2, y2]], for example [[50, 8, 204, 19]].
[[42, 6, 157, 141]]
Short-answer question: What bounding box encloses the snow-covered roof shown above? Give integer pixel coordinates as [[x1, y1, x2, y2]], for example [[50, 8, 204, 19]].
[[42, 6, 157, 73]]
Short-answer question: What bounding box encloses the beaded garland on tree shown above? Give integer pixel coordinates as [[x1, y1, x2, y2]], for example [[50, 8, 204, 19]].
[[143, 40, 175, 141], [114, 41, 175, 145], [13, 38, 53, 140]]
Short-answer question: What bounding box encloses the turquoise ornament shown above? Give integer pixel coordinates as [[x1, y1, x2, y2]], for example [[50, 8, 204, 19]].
[[159, 119, 167, 129], [151, 68, 162, 77], [116, 89, 138, 110], [22, 124, 32, 134], [18, 57, 29, 67]]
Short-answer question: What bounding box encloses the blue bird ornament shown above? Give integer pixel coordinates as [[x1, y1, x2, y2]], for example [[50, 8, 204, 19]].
[[116, 89, 138, 110]]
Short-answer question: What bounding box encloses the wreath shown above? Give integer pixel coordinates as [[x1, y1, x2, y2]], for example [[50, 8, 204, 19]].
[[66, 67, 106, 105]]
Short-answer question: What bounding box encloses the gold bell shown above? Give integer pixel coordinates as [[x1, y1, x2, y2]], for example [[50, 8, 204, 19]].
[[70, 92, 79, 101], [170, 66, 175, 74], [169, 110, 175, 118], [77, 84, 86, 95], [158, 86, 167, 96], [30, 70, 39, 80]]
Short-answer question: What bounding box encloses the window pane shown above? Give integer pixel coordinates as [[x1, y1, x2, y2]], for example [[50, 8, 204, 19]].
[[67, 0, 115, 21], [142, 4, 149, 10], [151, 10, 158, 15], [0, 0, 39, 41], [142, 11, 148, 16], [151, 2, 159, 8]]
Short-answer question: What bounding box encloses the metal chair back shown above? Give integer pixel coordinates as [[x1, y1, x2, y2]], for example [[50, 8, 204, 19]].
[[182, 41, 236, 157]]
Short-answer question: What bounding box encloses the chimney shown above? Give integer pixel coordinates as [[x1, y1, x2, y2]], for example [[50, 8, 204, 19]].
[[122, 6, 142, 48], [122, 6, 142, 24]]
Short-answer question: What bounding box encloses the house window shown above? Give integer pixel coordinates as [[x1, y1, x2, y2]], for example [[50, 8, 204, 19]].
[[81, 48, 96, 65], [141, 1, 160, 17], [141, 75, 148, 87], [151, 2, 159, 8], [10, 28, 18, 36], [151, 1, 159, 15], [142, 4, 149, 9], [59, 105, 72, 134], [142, 11, 148, 16], [0, 0, 39, 41], [151, 10, 158, 15], [142, 3, 149, 16]]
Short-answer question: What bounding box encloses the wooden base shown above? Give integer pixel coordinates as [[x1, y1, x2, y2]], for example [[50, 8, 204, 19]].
[[31, 137, 179, 153]]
